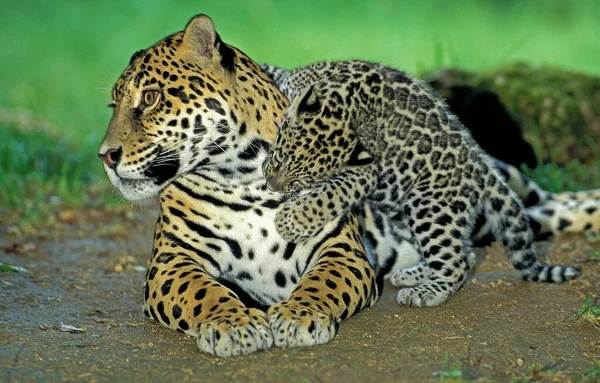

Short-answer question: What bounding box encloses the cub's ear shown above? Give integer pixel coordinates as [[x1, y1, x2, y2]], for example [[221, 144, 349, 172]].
[[348, 143, 374, 166], [183, 14, 217, 63], [297, 86, 322, 114]]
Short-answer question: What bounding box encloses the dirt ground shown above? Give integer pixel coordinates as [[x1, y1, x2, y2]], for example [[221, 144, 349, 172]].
[[0, 204, 598, 383]]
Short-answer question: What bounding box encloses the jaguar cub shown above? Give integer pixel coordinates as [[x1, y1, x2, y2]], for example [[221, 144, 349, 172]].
[[263, 60, 579, 307]]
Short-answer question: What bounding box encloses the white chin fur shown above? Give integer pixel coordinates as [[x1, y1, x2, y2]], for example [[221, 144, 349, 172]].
[[105, 170, 162, 201]]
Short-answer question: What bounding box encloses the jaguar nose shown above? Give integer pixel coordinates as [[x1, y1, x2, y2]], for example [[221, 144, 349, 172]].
[[98, 147, 123, 170]]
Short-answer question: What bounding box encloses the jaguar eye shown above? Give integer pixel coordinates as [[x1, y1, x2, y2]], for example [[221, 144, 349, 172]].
[[142, 90, 159, 107]]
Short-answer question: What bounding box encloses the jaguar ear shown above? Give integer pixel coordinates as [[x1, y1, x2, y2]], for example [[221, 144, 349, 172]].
[[183, 14, 217, 64], [297, 86, 322, 114], [129, 49, 145, 65]]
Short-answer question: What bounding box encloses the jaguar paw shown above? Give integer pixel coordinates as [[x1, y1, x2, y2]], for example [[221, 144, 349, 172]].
[[268, 303, 338, 348], [389, 262, 429, 287], [396, 283, 453, 307], [196, 308, 273, 357]]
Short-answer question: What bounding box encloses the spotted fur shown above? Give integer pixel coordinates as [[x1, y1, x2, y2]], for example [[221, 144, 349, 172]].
[[262, 61, 592, 307]]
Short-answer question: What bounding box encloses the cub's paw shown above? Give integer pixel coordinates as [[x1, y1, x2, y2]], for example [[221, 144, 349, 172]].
[[396, 283, 453, 307], [389, 262, 430, 287], [197, 308, 273, 357], [268, 303, 338, 348], [275, 204, 318, 242]]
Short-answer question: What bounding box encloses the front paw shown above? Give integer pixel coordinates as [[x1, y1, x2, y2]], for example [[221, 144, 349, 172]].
[[396, 283, 452, 307], [389, 262, 430, 287], [275, 204, 317, 242], [268, 303, 338, 348], [196, 308, 273, 357]]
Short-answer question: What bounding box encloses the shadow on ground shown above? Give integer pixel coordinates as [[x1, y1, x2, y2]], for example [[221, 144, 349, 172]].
[[0, 204, 598, 382]]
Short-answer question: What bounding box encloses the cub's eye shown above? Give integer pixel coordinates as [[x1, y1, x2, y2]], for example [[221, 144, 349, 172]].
[[142, 90, 159, 108]]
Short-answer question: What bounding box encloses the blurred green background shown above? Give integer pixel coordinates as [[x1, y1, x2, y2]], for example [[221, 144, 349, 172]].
[[1, 0, 599, 216]]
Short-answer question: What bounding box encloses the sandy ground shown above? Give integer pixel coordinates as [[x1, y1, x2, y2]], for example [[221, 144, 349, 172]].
[[0, 205, 598, 383]]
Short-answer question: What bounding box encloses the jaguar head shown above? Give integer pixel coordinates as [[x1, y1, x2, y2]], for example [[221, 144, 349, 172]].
[[99, 14, 241, 200]]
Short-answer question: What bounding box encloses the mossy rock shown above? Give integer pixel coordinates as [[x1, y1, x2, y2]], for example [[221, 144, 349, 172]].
[[426, 63, 600, 165]]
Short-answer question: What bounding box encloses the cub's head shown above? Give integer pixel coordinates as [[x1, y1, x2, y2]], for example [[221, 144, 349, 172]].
[[99, 14, 266, 200], [264, 86, 356, 192]]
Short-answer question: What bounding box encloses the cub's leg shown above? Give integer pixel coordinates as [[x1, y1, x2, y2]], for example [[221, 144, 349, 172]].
[[145, 247, 272, 358], [276, 162, 378, 242], [269, 213, 379, 347], [391, 194, 475, 307]]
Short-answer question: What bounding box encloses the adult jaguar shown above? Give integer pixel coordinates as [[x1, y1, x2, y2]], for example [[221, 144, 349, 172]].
[[99, 14, 599, 357]]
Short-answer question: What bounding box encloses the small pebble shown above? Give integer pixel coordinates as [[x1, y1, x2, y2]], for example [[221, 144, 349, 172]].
[[516, 358, 524, 367], [114, 264, 124, 273]]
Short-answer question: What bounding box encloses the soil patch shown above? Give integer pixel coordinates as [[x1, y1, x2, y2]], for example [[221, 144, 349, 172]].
[[1, 205, 598, 382]]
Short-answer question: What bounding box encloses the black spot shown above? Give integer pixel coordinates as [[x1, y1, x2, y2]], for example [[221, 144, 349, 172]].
[[558, 218, 572, 231], [524, 191, 540, 207], [275, 270, 286, 288], [181, 117, 189, 129], [161, 279, 173, 296], [237, 271, 253, 280], [585, 206, 598, 215], [167, 87, 189, 103], [541, 208, 555, 216], [148, 266, 158, 280], [177, 281, 189, 295], [156, 302, 170, 325], [326, 279, 337, 289], [238, 122, 247, 136], [342, 292, 351, 306], [428, 245, 441, 256], [193, 304, 203, 317], [195, 288, 207, 300], [490, 197, 503, 212], [282, 242, 297, 260], [205, 98, 226, 115], [178, 319, 190, 331], [429, 261, 444, 270], [435, 213, 453, 226], [172, 304, 182, 319], [225, 239, 243, 259]]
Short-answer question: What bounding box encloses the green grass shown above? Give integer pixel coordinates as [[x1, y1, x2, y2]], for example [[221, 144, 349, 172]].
[[1, 0, 600, 215], [577, 297, 600, 328], [580, 360, 600, 383], [523, 161, 600, 193], [0, 119, 107, 218]]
